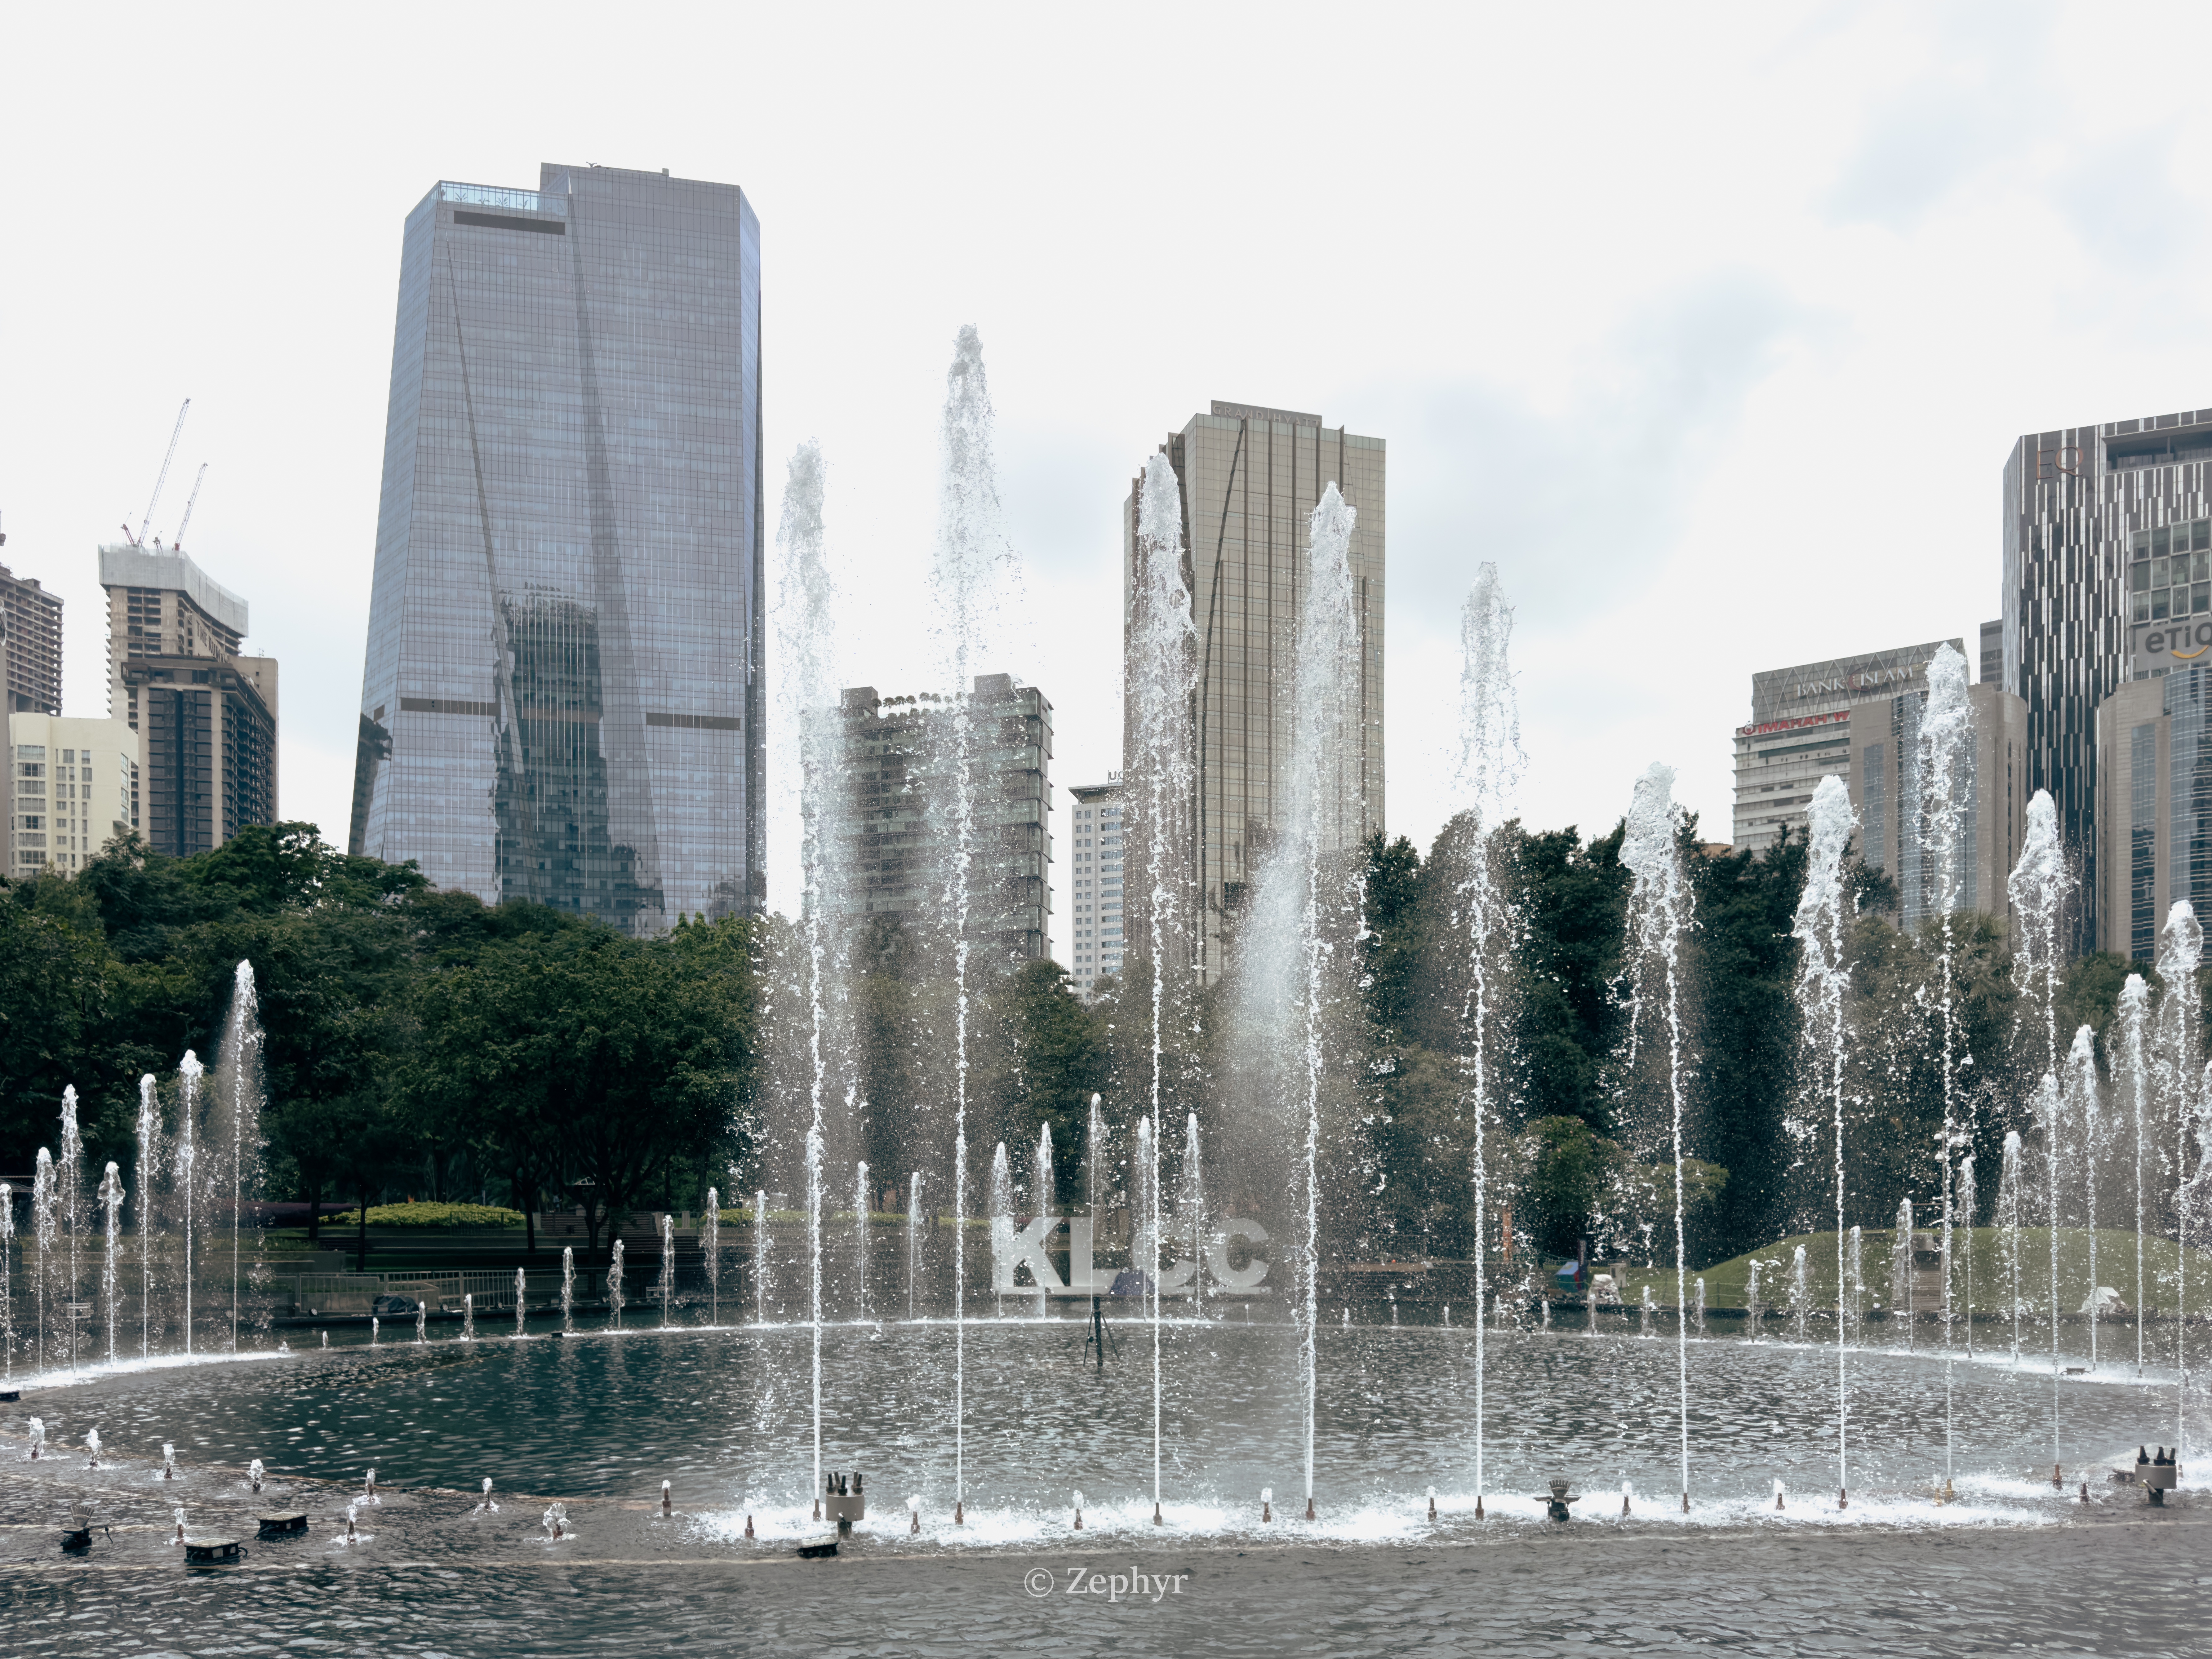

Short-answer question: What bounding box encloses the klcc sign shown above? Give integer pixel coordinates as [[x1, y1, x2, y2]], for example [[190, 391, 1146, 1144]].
[[990, 1214, 1272, 1297]]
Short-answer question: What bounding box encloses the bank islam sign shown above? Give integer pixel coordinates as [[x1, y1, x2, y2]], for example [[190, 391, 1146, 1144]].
[[989, 1214, 1272, 1297]]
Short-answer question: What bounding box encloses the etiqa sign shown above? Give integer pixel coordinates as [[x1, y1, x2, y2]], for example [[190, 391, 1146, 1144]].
[[989, 1214, 1271, 1297]]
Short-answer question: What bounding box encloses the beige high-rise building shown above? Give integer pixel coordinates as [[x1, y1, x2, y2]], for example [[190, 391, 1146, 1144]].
[[98, 545, 278, 858], [1125, 401, 1385, 983], [8, 713, 140, 876]]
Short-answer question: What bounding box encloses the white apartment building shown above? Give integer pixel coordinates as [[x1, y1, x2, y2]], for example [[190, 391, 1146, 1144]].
[[1066, 780, 1125, 996], [10, 713, 140, 876]]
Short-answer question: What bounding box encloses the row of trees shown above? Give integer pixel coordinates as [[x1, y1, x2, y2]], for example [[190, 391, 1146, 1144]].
[[0, 825, 756, 1259], [1, 810, 2176, 1271]]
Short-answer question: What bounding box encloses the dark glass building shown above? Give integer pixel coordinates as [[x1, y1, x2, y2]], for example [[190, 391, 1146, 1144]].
[[2002, 407, 2212, 951], [350, 165, 764, 928]]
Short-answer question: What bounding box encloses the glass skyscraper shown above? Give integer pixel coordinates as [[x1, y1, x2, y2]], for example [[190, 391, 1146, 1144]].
[[350, 164, 764, 928]]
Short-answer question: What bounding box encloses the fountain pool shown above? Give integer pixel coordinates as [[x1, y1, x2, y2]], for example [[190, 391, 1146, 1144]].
[[7, 1312, 2200, 1538]]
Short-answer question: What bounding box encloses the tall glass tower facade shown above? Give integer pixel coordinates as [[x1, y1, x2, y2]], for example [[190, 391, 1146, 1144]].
[[351, 165, 764, 928]]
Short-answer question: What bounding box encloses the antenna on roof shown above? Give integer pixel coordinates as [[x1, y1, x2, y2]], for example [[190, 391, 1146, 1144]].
[[132, 399, 190, 547]]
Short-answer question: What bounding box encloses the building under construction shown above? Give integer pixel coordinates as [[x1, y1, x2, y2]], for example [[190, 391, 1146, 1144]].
[[98, 545, 277, 857], [834, 673, 1054, 967]]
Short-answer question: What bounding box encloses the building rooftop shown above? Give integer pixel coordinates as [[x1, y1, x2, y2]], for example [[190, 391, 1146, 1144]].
[[97, 545, 248, 636]]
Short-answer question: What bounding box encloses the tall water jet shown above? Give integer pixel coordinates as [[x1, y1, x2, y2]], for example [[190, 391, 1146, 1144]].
[[1178, 1115, 1205, 1318], [659, 1213, 677, 1329], [1032, 1130, 1054, 1239], [927, 326, 1017, 1520], [135, 1076, 158, 1358], [987, 1144, 1013, 1316], [608, 1239, 625, 1329], [2008, 786, 2072, 1466], [2032, 1070, 2063, 1461], [1620, 762, 1695, 1513], [2066, 1023, 2101, 1370], [906, 1173, 922, 1321], [2155, 902, 2202, 1415], [178, 1052, 202, 1355], [1126, 449, 1200, 1422], [515, 1267, 527, 1337], [58, 1089, 82, 1368], [1890, 1200, 1914, 1347], [808, 1124, 823, 1499], [2118, 974, 2151, 1377], [776, 437, 849, 1496], [215, 962, 266, 1352], [1792, 773, 1855, 1504], [1846, 1228, 1863, 1346], [99, 1163, 122, 1366], [1449, 562, 1523, 1520], [561, 1246, 575, 1335], [32, 1149, 53, 1375], [1998, 1131, 2024, 1365], [1236, 481, 1366, 1522], [2008, 790, 2067, 1080], [754, 1188, 769, 1325], [0, 1182, 12, 1379], [1135, 1115, 1162, 1521], [1914, 642, 1972, 1491], [704, 1187, 721, 1326], [853, 1161, 870, 1320], [1957, 1155, 1977, 1356]]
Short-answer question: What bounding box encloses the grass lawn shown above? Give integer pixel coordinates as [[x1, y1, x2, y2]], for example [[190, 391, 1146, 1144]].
[[1613, 1227, 2212, 1314]]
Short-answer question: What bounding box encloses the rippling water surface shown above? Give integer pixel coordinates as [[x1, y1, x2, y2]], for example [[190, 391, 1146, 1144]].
[[2, 1313, 2207, 1656]]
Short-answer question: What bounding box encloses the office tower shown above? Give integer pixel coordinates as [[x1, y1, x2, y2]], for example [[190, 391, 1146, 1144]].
[[2093, 499, 2212, 956], [1066, 780, 1124, 995], [98, 545, 273, 857], [349, 164, 764, 929], [836, 674, 1053, 964], [8, 714, 140, 876], [1731, 642, 1956, 855], [2002, 407, 2212, 950], [1126, 401, 1385, 983], [1850, 682, 2028, 926], [1979, 620, 2002, 685], [0, 562, 62, 715]]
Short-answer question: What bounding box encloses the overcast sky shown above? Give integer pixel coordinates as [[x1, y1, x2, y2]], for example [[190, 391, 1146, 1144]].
[[7, 3, 2208, 943]]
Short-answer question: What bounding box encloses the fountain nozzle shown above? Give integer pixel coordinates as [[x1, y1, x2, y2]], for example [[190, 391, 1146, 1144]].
[[1545, 1479, 1577, 1523], [661, 1480, 673, 1517], [1774, 1480, 1785, 1511], [1838, 1487, 1848, 1510], [1073, 1490, 1084, 1530], [1304, 1496, 1316, 1521], [1153, 1502, 1163, 1526], [1261, 1487, 1273, 1524], [744, 1514, 755, 1539], [1427, 1486, 1437, 1521]]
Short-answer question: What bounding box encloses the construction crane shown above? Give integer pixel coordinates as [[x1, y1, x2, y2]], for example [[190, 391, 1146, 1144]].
[[131, 398, 190, 547], [172, 464, 208, 550]]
